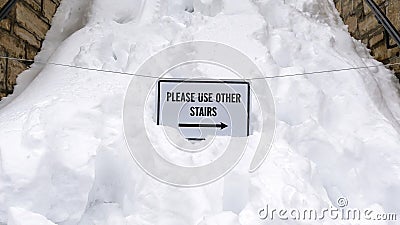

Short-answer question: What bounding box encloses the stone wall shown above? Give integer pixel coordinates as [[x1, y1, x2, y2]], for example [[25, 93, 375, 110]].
[[0, 0, 60, 99], [333, 0, 400, 78]]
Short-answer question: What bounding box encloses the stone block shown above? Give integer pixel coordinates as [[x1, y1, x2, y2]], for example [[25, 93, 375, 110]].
[[0, 48, 6, 92], [52, 0, 61, 6], [387, 1, 400, 30], [0, 92, 7, 99], [352, 0, 363, 12], [6, 59, 26, 91], [345, 16, 358, 33], [363, 0, 386, 15], [14, 25, 41, 48], [371, 43, 389, 61], [342, 0, 354, 16], [26, 44, 38, 60], [334, 0, 342, 14], [0, 0, 7, 9], [0, 18, 11, 31], [15, 2, 50, 39], [369, 32, 384, 47], [0, 30, 25, 58], [388, 47, 400, 58], [359, 14, 379, 35], [25, 0, 41, 11], [43, 0, 57, 21]]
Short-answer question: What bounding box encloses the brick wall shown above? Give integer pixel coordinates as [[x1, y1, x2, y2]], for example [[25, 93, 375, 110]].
[[0, 0, 60, 99], [333, 0, 400, 78]]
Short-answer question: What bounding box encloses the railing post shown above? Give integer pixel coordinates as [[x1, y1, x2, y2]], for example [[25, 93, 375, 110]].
[[0, 0, 18, 21], [365, 0, 400, 48]]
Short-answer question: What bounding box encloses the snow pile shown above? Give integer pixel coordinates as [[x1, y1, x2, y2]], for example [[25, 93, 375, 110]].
[[7, 208, 56, 225], [0, 0, 400, 224]]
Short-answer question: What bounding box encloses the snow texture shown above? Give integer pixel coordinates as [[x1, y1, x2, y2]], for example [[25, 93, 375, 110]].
[[0, 0, 400, 224]]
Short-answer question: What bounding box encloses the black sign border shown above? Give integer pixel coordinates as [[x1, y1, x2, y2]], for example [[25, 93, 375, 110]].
[[156, 79, 250, 136]]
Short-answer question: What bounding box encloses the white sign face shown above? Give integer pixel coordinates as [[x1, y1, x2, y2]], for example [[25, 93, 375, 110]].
[[157, 79, 250, 140]]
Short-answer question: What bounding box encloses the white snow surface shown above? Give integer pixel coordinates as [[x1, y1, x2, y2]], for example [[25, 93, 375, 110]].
[[1, 0, 400, 224]]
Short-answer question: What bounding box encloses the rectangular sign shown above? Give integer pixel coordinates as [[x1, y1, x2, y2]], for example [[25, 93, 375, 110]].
[[157, 79, 250, 139]]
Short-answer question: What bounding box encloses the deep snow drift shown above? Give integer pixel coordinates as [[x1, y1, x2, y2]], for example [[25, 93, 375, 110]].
[[1, 0, 400, 224]]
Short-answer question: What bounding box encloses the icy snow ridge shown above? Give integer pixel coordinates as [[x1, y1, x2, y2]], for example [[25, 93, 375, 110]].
[[0, 0, 400, 224]]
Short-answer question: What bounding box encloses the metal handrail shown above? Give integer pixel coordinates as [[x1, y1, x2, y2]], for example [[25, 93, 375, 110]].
[[0, 0, 18, 21], [365, 0, 400, 48]]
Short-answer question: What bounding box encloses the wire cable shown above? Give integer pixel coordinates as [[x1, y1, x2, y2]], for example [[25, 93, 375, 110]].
[[1, 55, 399, 80], [0, 56, 159, 79]]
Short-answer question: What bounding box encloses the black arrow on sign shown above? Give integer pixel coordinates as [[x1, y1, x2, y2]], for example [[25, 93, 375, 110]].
[[178, 122, 228, 130]]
